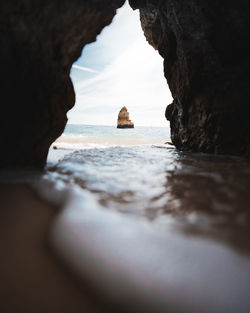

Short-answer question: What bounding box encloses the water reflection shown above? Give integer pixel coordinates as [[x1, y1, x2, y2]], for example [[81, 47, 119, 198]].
[[160, 152, 250, 254], [48, 145, 250, 254]]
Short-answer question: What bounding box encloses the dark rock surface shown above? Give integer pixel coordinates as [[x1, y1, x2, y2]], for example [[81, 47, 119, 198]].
[[0, 0, 124, 168], [130, 0, 250, 155]]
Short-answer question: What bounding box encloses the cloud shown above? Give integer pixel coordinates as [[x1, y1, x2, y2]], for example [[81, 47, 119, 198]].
[[72, 64, 98, 73], [74, 1, 143, 71]]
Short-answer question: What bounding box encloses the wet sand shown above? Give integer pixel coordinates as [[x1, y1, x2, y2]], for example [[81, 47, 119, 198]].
[[0, 184, 101, 313]]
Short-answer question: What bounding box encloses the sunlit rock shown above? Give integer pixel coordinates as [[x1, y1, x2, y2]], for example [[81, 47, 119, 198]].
[[117, 106, 134, 128]]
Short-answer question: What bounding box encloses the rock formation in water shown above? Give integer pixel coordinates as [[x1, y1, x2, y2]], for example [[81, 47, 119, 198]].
[[1, 0, 250, 167], [130, 0, 250, 156], [117, 106, 134, 128]]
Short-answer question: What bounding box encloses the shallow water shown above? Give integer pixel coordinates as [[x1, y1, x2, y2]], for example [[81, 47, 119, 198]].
[[44, 143, 250, 313], [47, 144, 250, 254]]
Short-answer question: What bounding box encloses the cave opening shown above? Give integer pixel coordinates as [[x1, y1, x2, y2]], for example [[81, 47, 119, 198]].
[[53, 1, 172, 150]]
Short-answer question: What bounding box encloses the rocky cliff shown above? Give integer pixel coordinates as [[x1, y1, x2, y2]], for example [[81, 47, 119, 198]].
[[0, 0, 125, 168], [130, 0, 250, 155], [117, 106, 134, 128], [1, 0, 250, 168]]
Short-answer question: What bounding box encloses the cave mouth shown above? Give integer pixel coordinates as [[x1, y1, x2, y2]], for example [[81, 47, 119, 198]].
[[65, 1, 171, 135], [50, 1, 172, 151]]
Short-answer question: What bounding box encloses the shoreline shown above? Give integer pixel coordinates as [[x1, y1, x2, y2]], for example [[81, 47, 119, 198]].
[[0, 183, 102, 313]]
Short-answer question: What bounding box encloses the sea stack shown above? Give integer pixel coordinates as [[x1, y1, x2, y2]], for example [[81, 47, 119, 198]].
[[117, 106, 134, 128]]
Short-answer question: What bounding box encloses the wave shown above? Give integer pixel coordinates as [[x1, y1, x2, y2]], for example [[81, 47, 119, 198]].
[[53, 133, 168, 149]]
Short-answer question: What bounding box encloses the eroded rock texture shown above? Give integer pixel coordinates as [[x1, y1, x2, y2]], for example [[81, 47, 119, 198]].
[[0, 0, 124, 167], [130, 0, 250, 155], [117, 106, 134, 128]]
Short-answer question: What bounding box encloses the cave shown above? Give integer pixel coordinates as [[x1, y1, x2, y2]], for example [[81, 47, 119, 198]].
[[1, 0, 250, 168]]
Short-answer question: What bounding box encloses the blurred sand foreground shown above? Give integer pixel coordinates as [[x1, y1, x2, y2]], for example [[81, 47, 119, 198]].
[[0, 184, 102, 313]]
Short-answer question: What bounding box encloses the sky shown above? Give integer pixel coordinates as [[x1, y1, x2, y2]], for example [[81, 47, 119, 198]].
[[68, 1, 173, 127]]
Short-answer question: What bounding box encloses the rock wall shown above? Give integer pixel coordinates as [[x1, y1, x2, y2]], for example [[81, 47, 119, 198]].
[[0, 0, 124, 168], [130, 0, 250, 155]]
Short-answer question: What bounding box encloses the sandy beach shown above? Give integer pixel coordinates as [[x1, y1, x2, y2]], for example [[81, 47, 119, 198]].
[[0, 184, 101, 313]]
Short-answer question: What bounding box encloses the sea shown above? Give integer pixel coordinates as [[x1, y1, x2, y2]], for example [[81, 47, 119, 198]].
[[51, 124, 171, 150], [3, 124, 250, 313]]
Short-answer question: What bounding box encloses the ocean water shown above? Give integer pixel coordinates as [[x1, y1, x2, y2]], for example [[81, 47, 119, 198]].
[[3, 124, 250, 312], [52, 124, 171, 150]]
